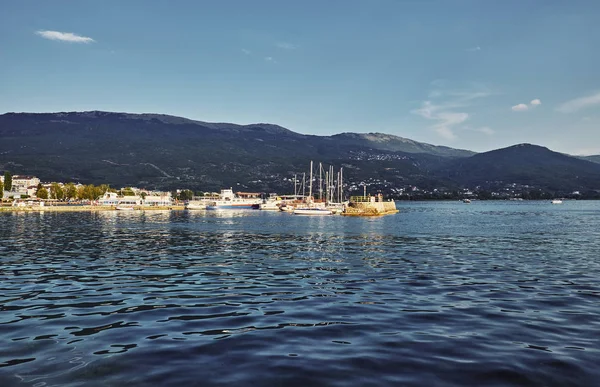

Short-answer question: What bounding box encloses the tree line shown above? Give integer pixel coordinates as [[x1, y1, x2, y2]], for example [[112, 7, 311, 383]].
[[34, 183, 113, 201]]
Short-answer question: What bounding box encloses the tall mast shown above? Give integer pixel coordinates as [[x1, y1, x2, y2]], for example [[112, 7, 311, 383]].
[[309, 161, 313, 201], [325, 171, 329, 203], [331, 165, 334, 202], [293, 174, 297, 196], [340, 167, 343, 202], [319, 162, 322, 201]]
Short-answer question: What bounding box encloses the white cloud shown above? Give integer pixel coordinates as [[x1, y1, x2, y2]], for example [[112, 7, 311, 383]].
[[241, 48, 251, 55], [435, 125, 457, 140], [512, 98, 542, 111], [276, 42, 296, 50], [557, 92, 600, 113], [433, 112, 468, 139], [35, 30, 95, 43], [466, 46, 481, 52], [511, 103, 529, 112], [413, 85, 492, 140], [412, 102, 467, 140]]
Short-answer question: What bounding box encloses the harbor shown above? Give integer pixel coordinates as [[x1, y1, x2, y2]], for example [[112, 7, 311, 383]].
[[1, 162, 398, 216]]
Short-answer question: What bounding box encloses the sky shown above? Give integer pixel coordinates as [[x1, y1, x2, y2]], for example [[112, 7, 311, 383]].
[[1, 0, 599, 155]]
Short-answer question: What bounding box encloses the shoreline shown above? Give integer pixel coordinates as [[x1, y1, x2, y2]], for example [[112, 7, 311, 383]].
[[0, 205, 185, 212]]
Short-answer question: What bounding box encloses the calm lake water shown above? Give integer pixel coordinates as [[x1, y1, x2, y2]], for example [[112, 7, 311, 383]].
[[1, 201, 600, 386]]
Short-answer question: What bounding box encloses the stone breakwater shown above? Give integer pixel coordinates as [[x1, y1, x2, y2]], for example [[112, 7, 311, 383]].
[[342, 201, 398, 216]]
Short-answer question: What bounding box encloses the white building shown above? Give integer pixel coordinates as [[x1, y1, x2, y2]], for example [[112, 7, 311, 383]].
[[143, 192, 173, 206], [11, 175, 41, 191], [98, 191, 172, 206]]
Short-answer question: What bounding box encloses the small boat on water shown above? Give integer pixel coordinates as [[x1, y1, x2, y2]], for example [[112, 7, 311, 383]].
[[185, 201, 208, 210], [293, 207, 333, 216], [551, 199, 563, 204], [116, 204, 135, 211], [463, 198, 471, 203]]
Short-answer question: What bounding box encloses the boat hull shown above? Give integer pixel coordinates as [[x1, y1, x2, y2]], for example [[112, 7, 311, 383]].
[[293, 208, 333, 216], [206, 204, 257, 210]]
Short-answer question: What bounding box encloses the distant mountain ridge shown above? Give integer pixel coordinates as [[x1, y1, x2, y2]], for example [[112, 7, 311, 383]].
[[581, 155, 600, 164], [331, 132, 475, 158], [437, 143, 600, 191], [1, 111, 600, 195]]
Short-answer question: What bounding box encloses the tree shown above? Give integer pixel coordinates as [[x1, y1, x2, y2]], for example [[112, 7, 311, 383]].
[[98, 184, 110, 197], [0, 179, 3, 194], [3, 172, 11, 191], [77, 184, 99, 201], [50, 183, 64, 200], [179, 189, 193, 201], [36, 186, 49, 199], [64, 183, 77, 200], [121, 187, 135, 196]]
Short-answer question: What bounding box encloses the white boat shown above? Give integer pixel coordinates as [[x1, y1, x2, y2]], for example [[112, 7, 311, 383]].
[[258, 201, 281, 210], [293, 207, 333, 216], [463, 198, 471, 203], [551, 199, 563, 204], [185, 201, 208, 210], [116, 204, 135, 211], [205, 188, 262, 210], [257, 193, 283, 210], [325, 201, 348, 215]]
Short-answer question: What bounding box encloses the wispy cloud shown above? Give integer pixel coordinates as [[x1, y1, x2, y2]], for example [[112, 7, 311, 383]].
[[557, 92, 600, 113], [35, 30, 95, 43], [475, 126, 494, 135], [462, 126, 495, 136], [511, 103, 529, 112], [466, 46, 481, 52], [264, 56, 277, 63], [530, 99, 541, 106], [241, 48, 251, 55], [276, 42, 297, 50], [412, 87, 491, 140]]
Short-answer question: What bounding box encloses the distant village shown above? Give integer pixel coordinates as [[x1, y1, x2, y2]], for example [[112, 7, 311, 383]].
[[0, 173, 175, 206]]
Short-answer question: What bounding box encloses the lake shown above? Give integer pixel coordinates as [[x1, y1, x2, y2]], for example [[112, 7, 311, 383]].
[[1, 200, 600, 386]]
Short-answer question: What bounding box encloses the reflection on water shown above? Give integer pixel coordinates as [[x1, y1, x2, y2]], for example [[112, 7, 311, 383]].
[[1, 202, 600, 386]]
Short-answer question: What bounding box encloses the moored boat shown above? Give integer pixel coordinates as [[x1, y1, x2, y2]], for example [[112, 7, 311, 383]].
[[293, 207, 333, 216], [205, 188, 262, 210], [185, 201, 209, 210]]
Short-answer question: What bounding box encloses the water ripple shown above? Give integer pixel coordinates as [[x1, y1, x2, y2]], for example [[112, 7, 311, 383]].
[[1, 202, 600, 386]]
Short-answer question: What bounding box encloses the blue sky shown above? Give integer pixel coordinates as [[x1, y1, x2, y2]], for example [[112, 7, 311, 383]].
[[1, 1, 599, 155]]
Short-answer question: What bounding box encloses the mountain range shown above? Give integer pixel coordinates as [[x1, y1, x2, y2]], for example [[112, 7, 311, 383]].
[[1, 111, 600, 196]]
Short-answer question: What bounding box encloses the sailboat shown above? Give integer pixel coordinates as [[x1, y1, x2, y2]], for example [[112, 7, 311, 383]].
[[293, 161, 333, 216]]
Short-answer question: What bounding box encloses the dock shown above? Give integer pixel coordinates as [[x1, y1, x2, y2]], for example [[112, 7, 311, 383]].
[[341, 194, 398, 216]]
